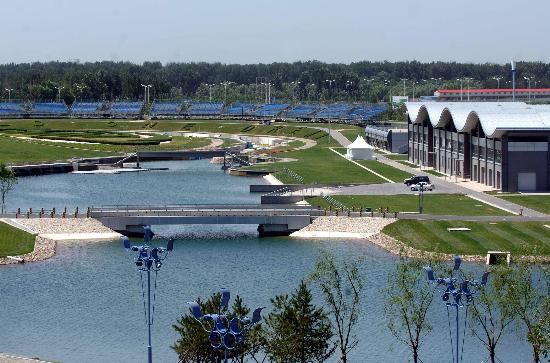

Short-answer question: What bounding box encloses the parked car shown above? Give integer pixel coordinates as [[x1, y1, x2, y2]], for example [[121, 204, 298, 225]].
[[410, 182, 434, 191], [404, 175, 431, 186]]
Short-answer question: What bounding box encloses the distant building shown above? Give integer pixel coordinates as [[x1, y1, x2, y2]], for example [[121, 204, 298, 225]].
[[434, 88, 550, 102], [406, 102, 550, 192], [364, 125, 408, 154]]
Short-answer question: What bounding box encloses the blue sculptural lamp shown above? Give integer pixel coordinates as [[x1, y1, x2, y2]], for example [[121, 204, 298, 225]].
[[123, 226, 174, 363], [425, 255, 489, 363], [188, 288, 264, 363]]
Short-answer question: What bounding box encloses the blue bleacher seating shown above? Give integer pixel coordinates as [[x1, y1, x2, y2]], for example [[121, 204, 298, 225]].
[[348, 104, 388, 121], [186, 102, 224, 116], [253, 104, 289, 117], [285, 104, 320, 118], [0, 102, 24, 116], [224, 103, 257, 116], [151, 101, 180, 116], [314, 103, 353, 119], [32, 102, 69, 115], [71, 102, 101, 116], [110, 102, 143, 116]]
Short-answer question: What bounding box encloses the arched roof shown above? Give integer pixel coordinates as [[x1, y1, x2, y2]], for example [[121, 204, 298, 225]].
[[406, 102, 550, 138]]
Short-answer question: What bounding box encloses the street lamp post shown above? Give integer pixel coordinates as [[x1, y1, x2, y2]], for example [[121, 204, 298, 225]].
[[141, 84, 152, 104], [412, 81, 419, 101], [524, 76, 532, 102], [123, 227, 174, 363], [221, 81, 233, 104], [291, 81, 301, 103], [401, 78, 407, 97], [325, 79, 336, 102], [5, 88, 14, 103], [463, 78, 473, 101], [511, 61, 517, 102], [425, 256, 489, 363], [54, 86, 64, 103], [188, 288, 264, 363]]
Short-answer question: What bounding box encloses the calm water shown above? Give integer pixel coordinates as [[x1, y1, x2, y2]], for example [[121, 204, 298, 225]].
[[0, 161, 531, 362]]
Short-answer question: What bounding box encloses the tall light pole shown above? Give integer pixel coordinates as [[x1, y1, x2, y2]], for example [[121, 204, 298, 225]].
[[464, 78, 473, 101], [401, 78, 407, 97], [54, 86, 64, 103], [221, 81, 233, 104], [291, 81, 301, 103], [5, 88, 14, 103], [511, 61, 517, 102], [384, 79, 392, 105], [425, 256, 489, 363], [492, 76, 503, 101], [456, 79, 463, 101], [204, 83, 215, 102], [74, 84, 84, 103], [524, 76, 532, 102], [123, 227, 174, 363], [345, 80, 354, 102], [412, 81, 418, 101], [188, 288, 264, 363], [325, 79, 336, 102], [141, 84, 152, 104]]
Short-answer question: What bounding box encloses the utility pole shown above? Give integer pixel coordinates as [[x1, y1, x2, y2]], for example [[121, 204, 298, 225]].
[[401, 78, 407, 97], [5, 88, 14, 103], [55, 86, 64, 103], [511, 61, 517, 102]]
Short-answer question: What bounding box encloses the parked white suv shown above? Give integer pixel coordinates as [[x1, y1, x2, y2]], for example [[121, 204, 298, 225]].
[[410, 182, 434, 191]]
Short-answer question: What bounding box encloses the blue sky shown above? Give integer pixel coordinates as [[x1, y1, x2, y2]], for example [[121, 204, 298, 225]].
[[2, 0, 550, 64]]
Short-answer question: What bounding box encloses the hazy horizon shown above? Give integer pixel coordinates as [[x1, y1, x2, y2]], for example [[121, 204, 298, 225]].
[[2, 0, 550, 65]]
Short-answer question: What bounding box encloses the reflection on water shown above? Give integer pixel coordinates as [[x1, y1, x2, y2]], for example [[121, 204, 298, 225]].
[[0, 161, 530, 362]]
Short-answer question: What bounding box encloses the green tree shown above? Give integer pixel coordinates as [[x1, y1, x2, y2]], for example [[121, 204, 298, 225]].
[[469, 266, 515, 363], [265, 281, 334, 363], [310, 250, 363, 363], [0, 163, 17, 214], [172, 292, 265, 363], [507, 265, 550, 363], [383, 257, 438, 363]]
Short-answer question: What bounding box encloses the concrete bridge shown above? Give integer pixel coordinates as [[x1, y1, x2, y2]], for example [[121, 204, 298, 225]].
[[90, 204, 323, 237]]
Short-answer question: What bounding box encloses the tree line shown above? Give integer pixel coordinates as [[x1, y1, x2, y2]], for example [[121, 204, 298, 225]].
[[0, 60, 549, 104], [172, 251, 550, 363]]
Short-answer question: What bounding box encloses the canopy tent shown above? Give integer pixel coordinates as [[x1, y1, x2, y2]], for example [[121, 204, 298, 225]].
[[346, 135, 375, 160]]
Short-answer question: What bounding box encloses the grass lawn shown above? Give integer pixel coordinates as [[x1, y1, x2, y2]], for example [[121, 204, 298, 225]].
[[246, 147, 387, 184], [384, 154, 409, 161], [497, 195, 550, 214], [0, 221, 35, 257], [307, 194, 511, 216], [383, 219, 550, 255], [357, 160, 411, 182]]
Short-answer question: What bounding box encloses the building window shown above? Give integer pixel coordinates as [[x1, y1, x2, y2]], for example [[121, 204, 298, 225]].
[[495, 149, 502, 163], [487, 148, 494, 161], [472, 144, 479, 158], [458, 141, 464, 154], [479, 146, 485, 160]]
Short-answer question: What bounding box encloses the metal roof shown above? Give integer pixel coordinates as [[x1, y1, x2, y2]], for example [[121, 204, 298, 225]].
[[406, 102, 550, 138], [436, 88, 550, 94]]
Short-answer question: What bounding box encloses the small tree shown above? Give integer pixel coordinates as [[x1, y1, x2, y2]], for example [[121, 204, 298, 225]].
[[469, 266, 515, 363], [265, 280, 334, 363], [310, 250, 363, 363], [0, 163, 17, 214], [507, 264, 550, 363], [383, 257, 437, 363], [172, 292, 265, 363]]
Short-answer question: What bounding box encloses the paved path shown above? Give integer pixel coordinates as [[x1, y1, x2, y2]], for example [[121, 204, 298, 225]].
[[322, 128, 547, 217], [0, 353, 52, 363]]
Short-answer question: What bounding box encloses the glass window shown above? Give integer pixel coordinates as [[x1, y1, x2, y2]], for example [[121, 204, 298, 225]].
[[458, 141, 464, 154], [487, 148, 494, 161], [495, 149, 502, 163]]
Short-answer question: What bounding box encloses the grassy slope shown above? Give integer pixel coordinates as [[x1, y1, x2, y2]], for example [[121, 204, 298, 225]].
[[497, 195, 550, 214], [358, 160, 412, 182], [0, 221, 35, 257], [307, 194, 510, 216], [383, 219, 550, 255]]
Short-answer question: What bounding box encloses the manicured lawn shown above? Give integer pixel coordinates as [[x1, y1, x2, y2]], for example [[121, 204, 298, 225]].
[[246, 147, 387, 184], [384, 154, 409, 161], [338, 127, 365, 142], [307, 194, 511, 216], [358, 160, 411, 182], [497, 195, 550, 214], [0, 221, 35, 257], [383, 219, 550, 255]]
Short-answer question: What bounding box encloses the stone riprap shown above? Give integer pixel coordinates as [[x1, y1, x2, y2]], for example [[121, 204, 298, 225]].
[[291, 216, 395, 238], [0, 218, 120, 265]]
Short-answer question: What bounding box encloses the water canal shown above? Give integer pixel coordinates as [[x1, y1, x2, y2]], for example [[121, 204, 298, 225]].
[[0, 160, 531, 362]]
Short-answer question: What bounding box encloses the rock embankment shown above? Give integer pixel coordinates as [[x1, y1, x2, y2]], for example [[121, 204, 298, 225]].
[[0, 218, 120, 265], [291, 216, 395, 238]]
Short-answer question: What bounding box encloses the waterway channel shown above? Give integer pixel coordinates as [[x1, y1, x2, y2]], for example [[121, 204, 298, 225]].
[[0, 160, 531, 362]]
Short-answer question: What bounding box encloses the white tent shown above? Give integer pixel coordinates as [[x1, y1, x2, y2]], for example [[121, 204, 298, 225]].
[[346, 135, 375, 160]]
